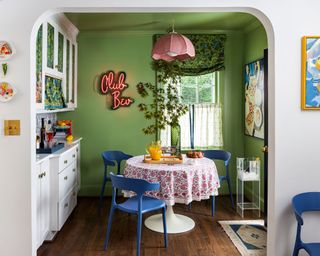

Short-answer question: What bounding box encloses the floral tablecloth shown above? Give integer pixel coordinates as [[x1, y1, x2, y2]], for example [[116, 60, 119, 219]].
[[124, 155, 220, 206]]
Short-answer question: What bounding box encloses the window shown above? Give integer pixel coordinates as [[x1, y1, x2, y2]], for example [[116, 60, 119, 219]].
[[179, 73, 216, 104], [161, 72, 223, 149]]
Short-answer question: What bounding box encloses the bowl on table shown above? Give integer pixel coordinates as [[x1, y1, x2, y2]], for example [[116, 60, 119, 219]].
[[186, 151, 204, 158]]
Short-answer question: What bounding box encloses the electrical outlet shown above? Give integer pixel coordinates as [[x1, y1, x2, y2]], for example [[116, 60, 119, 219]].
[[4, 120, 20, 136]]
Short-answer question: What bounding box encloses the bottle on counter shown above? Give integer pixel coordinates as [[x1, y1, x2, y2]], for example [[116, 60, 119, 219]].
[[46, 119, 52, 131], [40, 118, 45, 149], [46, 120, 54, 142], [36, 135, 40, 149]]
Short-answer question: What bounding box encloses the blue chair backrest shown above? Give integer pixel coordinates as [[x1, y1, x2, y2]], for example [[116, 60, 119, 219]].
[[110, 173, 160, 196], [203, 150, 231, 166], [292, 192, 320, 223], [102, 150, 132, 167]]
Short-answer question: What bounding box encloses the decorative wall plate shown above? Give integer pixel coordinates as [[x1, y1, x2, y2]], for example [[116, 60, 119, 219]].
[[0, 82, 17, 102], [0, 41, 14, 61]]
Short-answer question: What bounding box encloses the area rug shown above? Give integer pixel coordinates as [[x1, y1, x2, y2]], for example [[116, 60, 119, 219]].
[[218, 220, 266, 256]]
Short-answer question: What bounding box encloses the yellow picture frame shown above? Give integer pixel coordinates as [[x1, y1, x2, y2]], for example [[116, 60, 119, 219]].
[[301, 36, 320, 110]]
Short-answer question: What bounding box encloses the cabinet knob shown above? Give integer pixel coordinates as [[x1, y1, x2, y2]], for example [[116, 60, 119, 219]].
[[64, 176, 68, 180], [64, 160, 68, 164], [43, 171, 46, 177], [72, 154, 76, 158], [38, 174, 42, 179], [64, 203, 69, 208], [76, 149, 79, 152], [73, 168, 76, 172]]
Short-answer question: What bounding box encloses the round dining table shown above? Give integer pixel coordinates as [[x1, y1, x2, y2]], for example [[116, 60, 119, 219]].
[[123, 155, 220, 234]]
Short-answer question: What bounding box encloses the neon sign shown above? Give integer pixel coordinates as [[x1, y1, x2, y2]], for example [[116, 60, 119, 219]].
[[100, 71, 134, 110]]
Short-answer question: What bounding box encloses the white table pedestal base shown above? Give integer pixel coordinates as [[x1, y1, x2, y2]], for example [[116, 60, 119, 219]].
[[144, 205, 195, 234]]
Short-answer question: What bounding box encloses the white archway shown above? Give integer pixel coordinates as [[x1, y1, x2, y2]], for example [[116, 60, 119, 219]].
[[30, 7, 275, 255]]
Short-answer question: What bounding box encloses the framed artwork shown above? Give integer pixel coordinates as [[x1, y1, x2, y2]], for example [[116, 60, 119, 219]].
[[301, 36, 320, 110], [244, 59, 264, 139]]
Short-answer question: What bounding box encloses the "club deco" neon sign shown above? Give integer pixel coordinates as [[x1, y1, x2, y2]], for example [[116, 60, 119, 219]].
[[100, 71, 134, 110]]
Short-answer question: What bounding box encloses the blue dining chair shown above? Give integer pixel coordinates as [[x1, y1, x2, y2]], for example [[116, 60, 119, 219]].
[[204, 150, 234, 215], [104, 173, 168, 256], [292, 192, 320, 256], [100, 151, 133, 211]]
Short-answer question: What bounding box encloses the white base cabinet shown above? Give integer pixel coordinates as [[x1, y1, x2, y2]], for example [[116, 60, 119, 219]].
[[35, 140, 81, 249], [50, 143, 80, 231], [36, 159, 50, 248]]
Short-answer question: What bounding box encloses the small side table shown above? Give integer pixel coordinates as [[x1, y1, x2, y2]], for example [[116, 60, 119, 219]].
[[236, 157, 261, 218]]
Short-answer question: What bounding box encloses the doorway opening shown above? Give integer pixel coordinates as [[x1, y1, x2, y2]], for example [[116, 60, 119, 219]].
[[31, 8, 275, 256]]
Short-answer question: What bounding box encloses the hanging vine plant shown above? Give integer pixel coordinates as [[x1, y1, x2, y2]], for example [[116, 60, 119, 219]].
[[136, 60, 188, 136]]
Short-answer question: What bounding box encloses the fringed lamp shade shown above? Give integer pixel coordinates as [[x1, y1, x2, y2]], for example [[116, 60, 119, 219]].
[[151, 32, 195, 62]]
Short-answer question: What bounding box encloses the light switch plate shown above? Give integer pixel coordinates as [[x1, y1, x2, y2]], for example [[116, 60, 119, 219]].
[[4, 120, 20, 136]]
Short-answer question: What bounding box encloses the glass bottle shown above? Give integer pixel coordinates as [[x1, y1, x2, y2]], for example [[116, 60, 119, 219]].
[[40, 118, 45, 149]]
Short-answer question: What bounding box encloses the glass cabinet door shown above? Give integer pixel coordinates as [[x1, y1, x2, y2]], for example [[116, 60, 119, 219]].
[[57, 32, 64, 73], [47, 23, 54, 69], [66, 39, 70, 104], [36, 24, 43, 104]]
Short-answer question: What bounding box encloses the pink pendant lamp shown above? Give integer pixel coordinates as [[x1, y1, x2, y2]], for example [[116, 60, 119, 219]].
[[152, 26, 195, 62]]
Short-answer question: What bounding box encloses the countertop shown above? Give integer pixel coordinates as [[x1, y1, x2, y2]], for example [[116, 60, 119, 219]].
[[36, 137, 82, 164]]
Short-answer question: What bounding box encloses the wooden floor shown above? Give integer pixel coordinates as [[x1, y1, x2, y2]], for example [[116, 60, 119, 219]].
[[38, 196, 263, 256]]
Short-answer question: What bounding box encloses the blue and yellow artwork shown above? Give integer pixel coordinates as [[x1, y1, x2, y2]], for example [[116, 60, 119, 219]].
[[244, 59, 264, 139], [302, 36, 320, 109]]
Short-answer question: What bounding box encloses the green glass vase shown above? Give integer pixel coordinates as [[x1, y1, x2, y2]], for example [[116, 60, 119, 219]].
[[170, 124, 181, 155]]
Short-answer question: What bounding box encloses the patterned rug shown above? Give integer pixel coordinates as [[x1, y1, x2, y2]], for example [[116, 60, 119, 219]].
[[218, 220, 266, 256]]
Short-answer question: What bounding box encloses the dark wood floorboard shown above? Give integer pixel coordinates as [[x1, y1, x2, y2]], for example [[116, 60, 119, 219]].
[[38, 196, 263, 256]]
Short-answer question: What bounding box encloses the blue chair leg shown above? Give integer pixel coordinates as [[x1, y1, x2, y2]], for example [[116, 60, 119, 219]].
[[99, 178, 107, 213], [136, 213, 142, 256], [162, 207, 168, 248], [212, 196, 215, 217], [104, 206, 115, 250], [292, 246, 300, 256], [292, 228, 302, 256], [226, 176, 235, 209]]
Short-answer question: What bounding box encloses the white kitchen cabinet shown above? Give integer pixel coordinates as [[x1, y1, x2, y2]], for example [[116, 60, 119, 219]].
[[36, 158, 50, 248], [35, 13, 78, 113], [49, 142, 80, 233], [76, 143, 81, 192]]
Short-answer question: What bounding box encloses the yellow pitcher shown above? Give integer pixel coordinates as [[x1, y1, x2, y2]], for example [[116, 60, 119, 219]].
[[147, 141, 162, 160]]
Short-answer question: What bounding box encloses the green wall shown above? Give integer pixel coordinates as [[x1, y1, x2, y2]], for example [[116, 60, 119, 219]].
[[220, 31, 245, 195], [59, 29, 260, 197], [59, 32, 155, 195], [243, 24, 268, 210]]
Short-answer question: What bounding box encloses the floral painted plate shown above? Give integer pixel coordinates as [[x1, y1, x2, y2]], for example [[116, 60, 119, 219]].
[[254, 106, 263, 128], [0, 41, 14, 61], [0, 82, 17, 102]]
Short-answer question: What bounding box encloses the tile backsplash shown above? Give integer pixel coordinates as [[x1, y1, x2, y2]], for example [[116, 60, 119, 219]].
[[36, 113, 57, 135]]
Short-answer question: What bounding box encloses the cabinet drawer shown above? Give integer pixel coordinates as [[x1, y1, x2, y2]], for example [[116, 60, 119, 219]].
[[59, 161, 77, 201], [58, 146, 77, 172], [58, 186, 77, 230]]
